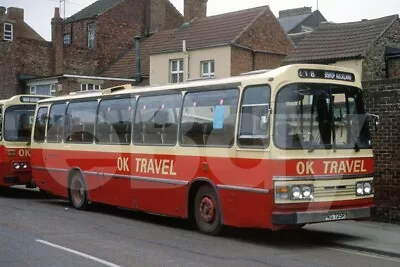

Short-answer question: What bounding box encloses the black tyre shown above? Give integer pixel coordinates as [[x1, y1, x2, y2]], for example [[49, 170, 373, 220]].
[[69, 172, 88, 210], [194, 185, 222, 235]]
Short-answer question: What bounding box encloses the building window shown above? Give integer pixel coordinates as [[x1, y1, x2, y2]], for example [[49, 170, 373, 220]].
[[201, 60, 215, 78], [170, 59, 184, 83], [64, 34, 71, 45], [87, 23, 96, 48], [81, 83, 101, 91], [29, 84, 56, 96], [3, 23, 13, 41]]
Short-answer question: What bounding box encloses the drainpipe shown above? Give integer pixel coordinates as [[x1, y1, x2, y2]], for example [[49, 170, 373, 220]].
[[135, 35, 141, 85], [183, 40, 190, 81]]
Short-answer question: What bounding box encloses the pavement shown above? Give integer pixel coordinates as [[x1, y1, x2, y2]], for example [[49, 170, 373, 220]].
[[307, 220, 400, 258]]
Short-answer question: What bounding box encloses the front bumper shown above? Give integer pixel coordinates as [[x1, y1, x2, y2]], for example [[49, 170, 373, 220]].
[[272, 206, 376, 225]]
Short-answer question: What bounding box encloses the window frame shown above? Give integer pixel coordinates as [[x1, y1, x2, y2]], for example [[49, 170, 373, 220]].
[[30, 86, 36, 95], [46, 102, 67, 143], [81, 83, 101, 92], [133, 93, 182, 146], [33, 106, 49, 143], [95, 96, 135, 145], [64, 33, 71, 45], [201, 60, 215, 78], [237, 84, 272, 149], [178, 87, 240, 148], [169, 59, 184, 83], [64, 100, 98, 144], [87, 23, 96, 49], [3, 23, 13, 41]]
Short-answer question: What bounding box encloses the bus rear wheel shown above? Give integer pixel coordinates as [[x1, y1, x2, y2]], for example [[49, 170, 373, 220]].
[[69, 173, 88, 210], [194, 185, 222, 235]]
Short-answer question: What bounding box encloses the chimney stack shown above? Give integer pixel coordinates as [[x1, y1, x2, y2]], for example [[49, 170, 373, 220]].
[[184, 0, 208, 23], [52, 7, 64, 75], [7, 7, 24, 21], [0, 6, 6, 17], [148, 0, 166, 34], [279, 7, 312, 18]]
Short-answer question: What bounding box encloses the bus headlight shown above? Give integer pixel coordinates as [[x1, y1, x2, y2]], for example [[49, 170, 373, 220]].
[[302, 186, 312, 198], [356, 181, 373, 196], [21, 162, 28, 169], [291, 186, 302, 199], [275, 184, 314, 201], [13, 162, 21, 170]]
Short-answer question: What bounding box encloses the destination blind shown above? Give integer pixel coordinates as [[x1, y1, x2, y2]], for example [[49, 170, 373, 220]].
[[298, 69, 355, 82]]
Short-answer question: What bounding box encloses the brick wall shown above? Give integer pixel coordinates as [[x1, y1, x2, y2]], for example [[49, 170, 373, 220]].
[[230, 46, 253, 76], [235, 8, 294, 54], [61, 0, 183, 76], [0, 39, 52, 98], [254, 52, 286, 70], [363, 19, 400, 81], [230, 8, 294, 76], [0, 42, 17, 98], [362, 79, 400, 223]]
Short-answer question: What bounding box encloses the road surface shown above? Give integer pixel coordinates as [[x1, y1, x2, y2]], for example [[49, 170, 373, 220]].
[[0, 187, 399, 267]]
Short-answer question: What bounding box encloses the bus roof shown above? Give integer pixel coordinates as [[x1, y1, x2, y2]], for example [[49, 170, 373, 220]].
[[0, 94, 51, 106], [37, 64, 361, 104]]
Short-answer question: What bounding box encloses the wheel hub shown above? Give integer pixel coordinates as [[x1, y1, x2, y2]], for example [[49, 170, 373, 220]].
[[199, 196, 215, 223], [72, 180, 83, 204]]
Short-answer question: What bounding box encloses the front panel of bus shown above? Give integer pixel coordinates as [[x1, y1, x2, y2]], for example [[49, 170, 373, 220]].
[[0, 96, 48, 187], [269, 69, 375, 228]]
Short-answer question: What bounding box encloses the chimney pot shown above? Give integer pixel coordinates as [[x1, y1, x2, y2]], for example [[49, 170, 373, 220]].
[[54, 7, 61, 19]]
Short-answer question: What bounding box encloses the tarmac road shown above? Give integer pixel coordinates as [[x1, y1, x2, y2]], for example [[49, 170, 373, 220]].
[[0, 187, 399, 267]]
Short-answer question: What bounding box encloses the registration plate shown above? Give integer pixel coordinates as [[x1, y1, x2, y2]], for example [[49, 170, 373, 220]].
[[324, 212, 347, 221]]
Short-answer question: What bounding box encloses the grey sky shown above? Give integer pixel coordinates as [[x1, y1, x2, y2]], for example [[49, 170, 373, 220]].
[[1, 0, 399, 41]]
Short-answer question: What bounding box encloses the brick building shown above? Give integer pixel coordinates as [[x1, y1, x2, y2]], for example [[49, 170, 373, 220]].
[[103, 1, 294, 85], [0, 6, 53, 98], [283, 15, 400, 81], [1, 0, 184, 97], [363, 79, 400, 223]]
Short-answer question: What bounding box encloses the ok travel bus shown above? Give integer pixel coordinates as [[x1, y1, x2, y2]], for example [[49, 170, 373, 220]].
[[0, 94, 49, 188], [30, 64, 377, 235]]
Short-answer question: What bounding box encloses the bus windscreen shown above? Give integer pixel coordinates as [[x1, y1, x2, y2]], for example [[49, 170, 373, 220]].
[[274, 83, 372, 151], [4, 105, 35, 142]]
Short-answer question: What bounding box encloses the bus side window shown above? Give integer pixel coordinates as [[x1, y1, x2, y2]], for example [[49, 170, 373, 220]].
[[180, 88, 239, 147], [134, 94, 181, 146], [238, 85, 271, 147], [96, 97, 135, 145], [65, 101, 97, 143], [33, 107, 48, 143], [47, 103, 66, 143]]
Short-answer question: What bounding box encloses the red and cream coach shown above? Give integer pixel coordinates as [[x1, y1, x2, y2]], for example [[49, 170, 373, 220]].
[[0, 95, 49, 189], [30, 64, 377, 235]]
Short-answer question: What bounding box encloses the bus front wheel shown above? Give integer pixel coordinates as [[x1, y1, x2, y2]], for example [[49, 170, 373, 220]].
[[69, 172, 88, 210], [194, 185, 222, 235]]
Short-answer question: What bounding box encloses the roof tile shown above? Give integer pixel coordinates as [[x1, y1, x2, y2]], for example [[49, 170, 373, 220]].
[[284, 15, 399, 63]]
